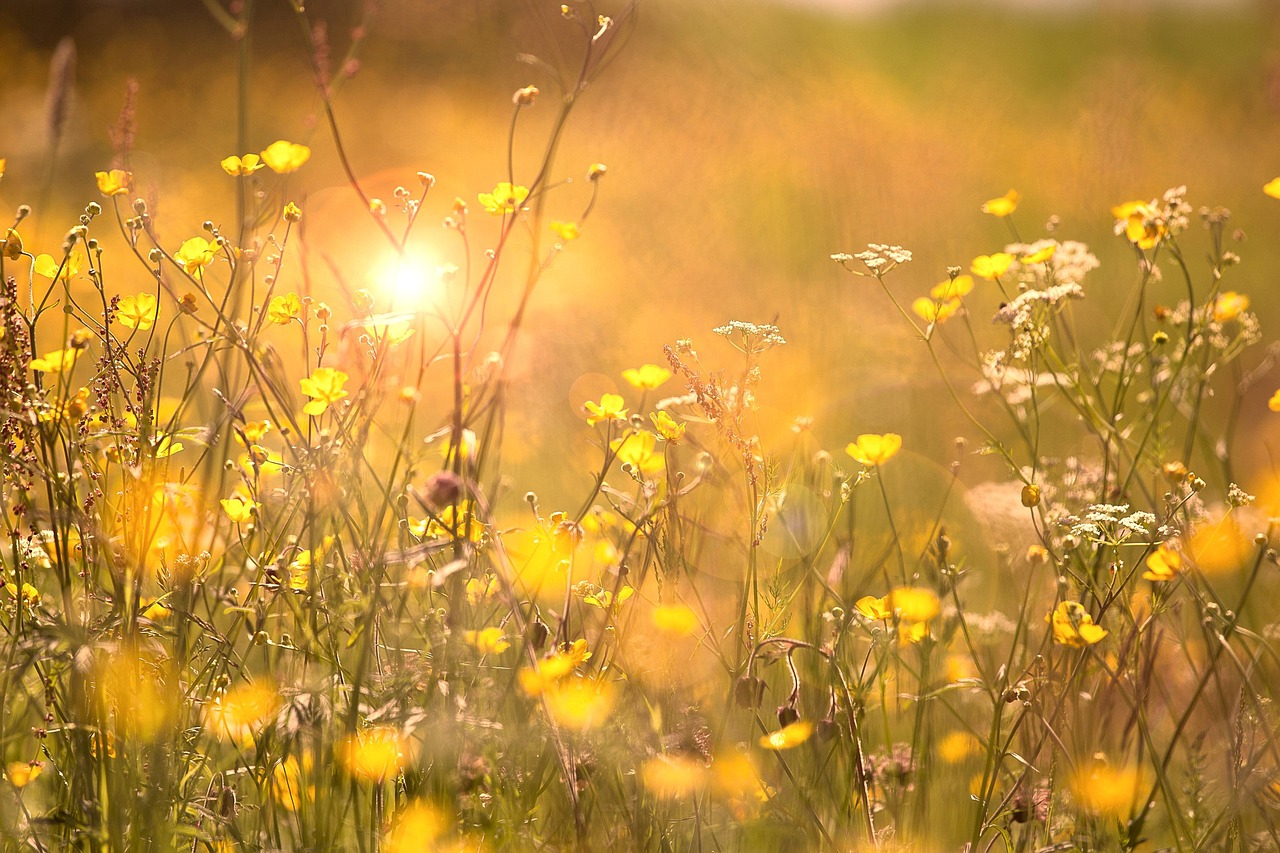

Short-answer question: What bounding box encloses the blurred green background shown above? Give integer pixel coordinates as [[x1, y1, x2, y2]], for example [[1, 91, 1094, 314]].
[[2, 0, 1278, 506]]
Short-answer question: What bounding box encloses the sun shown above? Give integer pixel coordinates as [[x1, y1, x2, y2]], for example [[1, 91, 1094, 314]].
[[370, 250, 446, 311]]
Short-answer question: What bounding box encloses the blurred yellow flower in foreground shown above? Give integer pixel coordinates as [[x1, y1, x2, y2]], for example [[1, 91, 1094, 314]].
[[1071, 762, 1142, 816], [1020, 243, 1057, 264], [1271, 389, 1280, 412], [95, 169, 130, 196], [1048, 601, 1107, 648], [642, 755, 710, 798], [543, 678, 616, 730], [478, 181, 529, 215], [519, 640, 592, 696], [29, 348, 80, 374], [272, 755, 314, 812], [759, 719, 812, 750], [889, 586, 940, 622], [970, 252, 1014, 280], [205, 682, 280, 743], [980, 189, 1019, 217], [584, 392, 628, 425], [221, 153, 265, 175], [260, 140, 311, 174], [1264, 177, 1280, 199], [1212, 291, 1249, 323], [464, 626, 511, 656], [340, 726, 411, 781], [550, 220, 579, 242], [623, 363, 672, 390], [220, 496, 258, 524], [938, 731, 981, 764], [846, 433, 901, 466], [116, 292, 158, 330], [5, 761, 41, 788], [300, 367, 350, 416], [651, 603, 699, 636], [383, 802, 447, 853]]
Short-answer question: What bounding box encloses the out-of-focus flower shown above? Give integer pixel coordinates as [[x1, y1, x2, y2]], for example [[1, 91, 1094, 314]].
[[759, 720, 812, 750], [260, 140, 311, 174], [116, 292, 158, 330], [611, 430, 663, 474], [29, 348, 80, 374], [550, 220, 579, 242], [221, 154, 265, 176], [1264, 177, 1280, 199], [383, 802, 447, 853], [981, 189, 1019, 217], [930, 275, 974, 300], [272, 755, 315, 812], [478, 182, 529, 215], [642, 756, 710, 798], [1111, 200, 1165, 249], [340, 726, 411, 781], [221, 496, 258, 524], [1270, 389, 1280, 412], [652, 603, 699, 636], [1020, 242, 1057, 264], [543, 678, 615, 730], [912, 296, 960, 324], [971, 252, 1014, 281], [300, 367, 350, 416], [623, 364, 671, 390], [464, 626, 511, 656], [1071, 763, 1141, 816], [1212, 291, 1249, 323], [204, 681, 281, 743], [95, 169, 131, 196], [5, 761, 41, 788], [846, 433, 901, 466]]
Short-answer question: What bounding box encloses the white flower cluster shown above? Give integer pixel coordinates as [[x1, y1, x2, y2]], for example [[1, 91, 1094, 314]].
[[832, 244, 913, 275], [1065, 503, 1158, 545]]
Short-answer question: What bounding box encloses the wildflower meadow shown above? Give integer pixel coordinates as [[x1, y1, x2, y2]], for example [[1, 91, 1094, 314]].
[[2, 1, 1280, 851]]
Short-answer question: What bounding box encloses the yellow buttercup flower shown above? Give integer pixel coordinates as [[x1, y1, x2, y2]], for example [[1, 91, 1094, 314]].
[[846, 433, 902, 466], [340, 726, 411, 781], [1020, 243, 1057, 264], [478, 181, 529, 215], [5, 761, 41, 788], [642, 756, 710, 798], [622, 363, 672, 390], [855, 594, 891, 621], [980, 188, 1019, 217], [267, 292, 303, 325], [550, 220, 580, 242], [759, 720, 812, 751], [221, 153, 265, 176], [584, 393, 628, 426], [911, 296, 960, 324], [970, 252, 1014, 281], [651, 603, 700, 636], [204, 682, 281, 743], [174, 237, 217, 276], [1111, 200, 1165, 249], [1048, 601, 1107, 648], [464, 627, 511, 656], [930, 275, 973, 300], [650, 410, 685, 443], [95, 169, 131, 197], [1071, 763, 1142, 817], [29, 348, 80, 374], [282, 201, 302, 223], [220, 496, 258, 524], [1212, 291, 1249, 323], [1142, 542, 1181, 582], [889, 586, 940, 622], [543, 678, 616, 730], [33, 251, 84, 281], [1270, 389, 1280, 412], [116, 292, 158, 330], [611, 430, 663, 474], [259, 140, 311, 174], [300, 367, 350, 416], [1265, 177, 1280, 199]]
